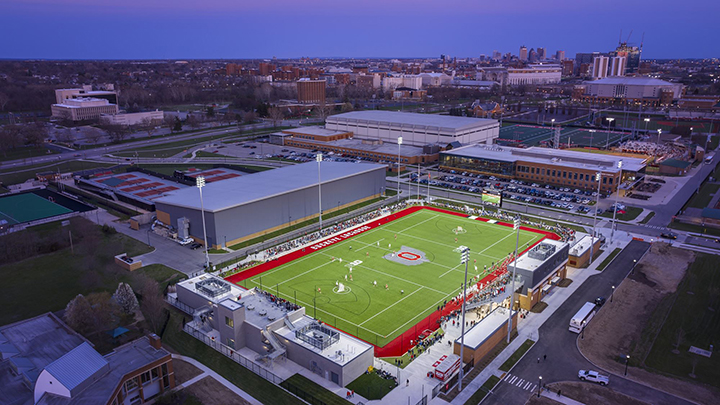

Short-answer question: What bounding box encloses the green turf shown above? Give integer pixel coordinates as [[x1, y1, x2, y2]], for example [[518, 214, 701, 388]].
[[596, 248, 622, 271], [688, 183, 720, 209], [238, 209, 543, 347], [0, 193, 72, 224], [499, 339, 535, 372], [600, 206, 643, 221], [499, 125, 628, 148], [345, 371, 395, 400], [463, 375, 500, 405]]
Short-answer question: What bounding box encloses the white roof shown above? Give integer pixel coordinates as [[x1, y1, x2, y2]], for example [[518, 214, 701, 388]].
[[586, 77, 681, 87], [456, 307, 513, 349], [569, 235, 599, 257], [154, 161, 385, 212], [283, 126, 349, 137], [511, 239, 568, 272], [326, 111, 497, 133], [443, 145, 647, 173]]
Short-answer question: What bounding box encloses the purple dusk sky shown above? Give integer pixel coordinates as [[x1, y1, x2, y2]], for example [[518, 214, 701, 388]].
[[1, 0, 718, 60]]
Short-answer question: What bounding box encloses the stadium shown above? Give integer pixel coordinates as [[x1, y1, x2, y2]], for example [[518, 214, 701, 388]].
[[225, 205, 560, 356], [0, 189, 95, 231], [498, 124, 630, 148]]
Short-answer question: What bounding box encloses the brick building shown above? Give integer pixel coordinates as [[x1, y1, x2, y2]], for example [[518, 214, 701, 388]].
[[297, 79, 326, 104]]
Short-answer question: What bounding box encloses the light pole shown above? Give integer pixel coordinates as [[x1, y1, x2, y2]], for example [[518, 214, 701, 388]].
[[196, 176, 210, 269], [537, 376, 542, 397], [605, 118, 614, 149], [632, 259, 637, 274], [611, 285, 615, 302], [590, 172, 601, 264], [397, 137, 403, 202], [507, 217, 521, 343], [624, 355, 630, 375], [455, 245, 470, 392], [657, 128, 662, 144], [317, 153, 323, 230], [644, 117, 650, 134], [589, 129, 595, 147], [610, 160, 623, 244]]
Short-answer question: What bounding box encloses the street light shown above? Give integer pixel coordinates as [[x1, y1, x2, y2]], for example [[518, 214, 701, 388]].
[[537, 376, 542, 397], [644, 117, 650, 134], [590, 172, 601, 264], [632, 259, 637, 274], [317, 153, 323, 230], [196, 176, 210, 269], [454, 245, 470, 392], [507, 217, 521, 344], [605, 118, 615, 149], [611, 285, 615, 302], [624, 355, 630, 375], [610, 160, 623, 244], [397, 136, 403, 202]]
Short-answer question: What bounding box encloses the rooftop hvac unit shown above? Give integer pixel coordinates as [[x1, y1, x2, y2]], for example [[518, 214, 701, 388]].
[[177, 217, 190, 239]]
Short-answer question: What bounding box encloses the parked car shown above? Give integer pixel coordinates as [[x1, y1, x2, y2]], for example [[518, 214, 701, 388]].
[[189, 242, 202, 250], [595, 297, 606, 307], [578, 370, 609, 386], [660, 232, 678, 239]]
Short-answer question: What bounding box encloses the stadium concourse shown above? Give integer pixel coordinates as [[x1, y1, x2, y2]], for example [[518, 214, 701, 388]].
[[225, 204, 563, 357]]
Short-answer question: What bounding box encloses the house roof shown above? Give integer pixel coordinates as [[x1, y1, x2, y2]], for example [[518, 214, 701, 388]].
[[44, 342, 108, 391]]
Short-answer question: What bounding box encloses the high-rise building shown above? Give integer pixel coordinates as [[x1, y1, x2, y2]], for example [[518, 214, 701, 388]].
[[561, 60, 574, 76], [296, 79, 326, 104], [555, 50, 565, 61], [609, 56, 627, 77], [528, 48, 538, 62], [519, 46, 528, 61], [592, 56, 609, 80], [492, 50, 502, 61], [575, 52, 601, 67], [611, 42, 641, 73], [537, 48, 547, 60]]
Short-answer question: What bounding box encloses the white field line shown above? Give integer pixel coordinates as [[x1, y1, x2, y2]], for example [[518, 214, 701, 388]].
[[359, 287, 423, 326], [438, 263, 464, 278]]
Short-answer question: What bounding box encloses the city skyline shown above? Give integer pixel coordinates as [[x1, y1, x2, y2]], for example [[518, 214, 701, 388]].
[[1, 0, 718, 60]]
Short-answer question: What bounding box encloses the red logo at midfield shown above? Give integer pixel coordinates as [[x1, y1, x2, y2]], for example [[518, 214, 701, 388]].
[[398, 252, 421, 261]]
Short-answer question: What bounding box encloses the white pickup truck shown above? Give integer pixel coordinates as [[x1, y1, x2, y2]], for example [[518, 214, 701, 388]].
[[578, 370, 609, 386]]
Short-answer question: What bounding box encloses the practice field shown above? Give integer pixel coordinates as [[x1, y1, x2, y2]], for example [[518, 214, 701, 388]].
[[0, 192, 72, 225], [499, 125, 629, 148], [228, 207, 551, 354]]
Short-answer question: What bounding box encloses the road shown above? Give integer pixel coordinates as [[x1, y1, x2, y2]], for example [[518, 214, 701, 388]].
[[484, 240, 693, 405]]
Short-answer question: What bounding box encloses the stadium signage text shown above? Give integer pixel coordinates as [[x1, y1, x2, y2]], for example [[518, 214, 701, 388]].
[[309, 225, 372, 251]]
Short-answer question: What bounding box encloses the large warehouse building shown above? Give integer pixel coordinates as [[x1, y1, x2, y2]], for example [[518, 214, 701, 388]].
[[572, 77, 685, 107], [325, 111, 499, 147], [154, 162, 386, 249], [440, 145, 647, 193]]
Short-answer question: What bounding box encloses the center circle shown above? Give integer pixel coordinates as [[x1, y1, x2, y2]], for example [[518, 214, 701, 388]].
[[333, 286, 352, 294], [398, 251, 421, 261]]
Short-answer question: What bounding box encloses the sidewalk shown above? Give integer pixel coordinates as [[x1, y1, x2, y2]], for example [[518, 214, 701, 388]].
[[541, 390, 585, 405], [171, 354, 263, 405], [450, 227, 630, 405]]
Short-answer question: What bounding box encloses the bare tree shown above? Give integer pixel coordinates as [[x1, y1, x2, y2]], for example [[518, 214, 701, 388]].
[[0, 125, 23, 157], [85, 129, 103, 145], [186, 114, 201, 129], [163, 114, 176, 132], [87, 292, 120, 332], [0, 91, 8, 112], [243, 111, 257, 125], [140, 117, 156, 137], [22, 122, 48, 148], [141, 280, 166, 334], [100, 123, 128, 143], [268, 107, 284, 127], [313, 101, 332, 122], [64, 294, 95, 334]]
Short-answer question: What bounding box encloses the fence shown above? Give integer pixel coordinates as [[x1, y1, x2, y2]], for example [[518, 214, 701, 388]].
[[165, 295, 197, 316], [183, 323, 284, 385], [280, 380, 334, 405]]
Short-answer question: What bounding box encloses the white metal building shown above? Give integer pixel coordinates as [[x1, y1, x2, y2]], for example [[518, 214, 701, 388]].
[[582, 77, 684, 100], [507, 64, 561, 85], [325, 110, 499, 147]]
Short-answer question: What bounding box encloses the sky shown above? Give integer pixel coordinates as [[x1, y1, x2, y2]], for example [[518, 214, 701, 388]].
[[1, 0, 718, 60]]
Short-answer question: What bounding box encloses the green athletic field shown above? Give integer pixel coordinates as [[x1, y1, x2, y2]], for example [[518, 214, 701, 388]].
[[238, 209, 543, 347], [0, 193, 72, 225], [499, 125, 628, 148]]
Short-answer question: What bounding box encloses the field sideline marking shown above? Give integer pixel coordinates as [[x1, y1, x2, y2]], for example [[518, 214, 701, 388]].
[[438, 263, 464, 278], [382, 295, 452, 339], [274, 259, 336, 287], [359, 287, 424, 326]]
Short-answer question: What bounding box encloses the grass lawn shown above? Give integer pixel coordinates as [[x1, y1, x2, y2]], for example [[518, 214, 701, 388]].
[[194, 150, 233, 158], [0, 221, 165, 326], [115, 146, 192, 158], [0, 160, 115, 186], [162, 311, 304, 405], [281, 374, 352, 405], [687, 183, 720, 209], [236, 209, 545, 347], [0, 146, 56, 163], [644, 254, 720, 388], [138, 264, 188, 291], [345, 371, 395, 400], [596, 248, 622, 271], [600, 206, 643, 221], [463, 375, 500, 405], [669, 221, 720, 237], [499, 339, 535, 372], [639, 211, 656, 224]]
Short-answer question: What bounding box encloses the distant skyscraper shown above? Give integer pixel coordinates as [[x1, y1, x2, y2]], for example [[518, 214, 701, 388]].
[[555, 50, 565, 61], [528, 48, 537, 62], [611, 42, 641, 73], [592, 56, 609, 79], [537, 48, 547, 60], [610, 56, 627, 77], [519, 46, 528, 61], [492, 50, 502, 61]]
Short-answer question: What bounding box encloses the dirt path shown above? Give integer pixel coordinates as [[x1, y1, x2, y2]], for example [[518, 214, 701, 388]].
[[185, 376, 253, 405], [577, 243, 719, 405]]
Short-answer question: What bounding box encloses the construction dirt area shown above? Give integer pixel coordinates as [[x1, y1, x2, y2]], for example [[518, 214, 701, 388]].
[[577, 243, 719, 405], [184, 376, 253, 405], [524, 382, 651, 405]]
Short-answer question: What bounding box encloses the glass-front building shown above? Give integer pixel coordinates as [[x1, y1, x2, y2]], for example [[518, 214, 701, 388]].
[[440, 154, 515, 178]]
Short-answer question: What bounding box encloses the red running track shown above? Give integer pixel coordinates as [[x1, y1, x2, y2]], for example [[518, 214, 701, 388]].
[[224, 206, 560, 356]]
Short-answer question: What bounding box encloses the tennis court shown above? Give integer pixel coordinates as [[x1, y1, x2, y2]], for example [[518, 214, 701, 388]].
[[499, 124, 630, 148], [0, 193, 73, 225]]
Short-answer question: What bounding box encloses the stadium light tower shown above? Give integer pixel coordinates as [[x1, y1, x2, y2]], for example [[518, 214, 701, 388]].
[[317, 153, 323, 230], [454, 245, 470, 392], [590, 172, 602, 264], [644, 117, 650, 134], [507, 217, 520, 343], [196, 176, 210, 269], [657, 128, 662, 145], [397, 137, 402, 202], [610, 160, 623, 244], [605, 118, 615, 149]]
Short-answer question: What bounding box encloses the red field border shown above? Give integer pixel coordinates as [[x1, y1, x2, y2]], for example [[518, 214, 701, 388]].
[[224, 205, 559, 356]]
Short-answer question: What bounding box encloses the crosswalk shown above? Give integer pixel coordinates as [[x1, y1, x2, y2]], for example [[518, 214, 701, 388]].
[[502, 373, 538, 392], [640, 224, 667, 230]]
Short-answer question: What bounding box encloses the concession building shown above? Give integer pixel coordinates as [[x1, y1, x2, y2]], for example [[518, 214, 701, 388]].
[[153, 162, 386, 249]]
